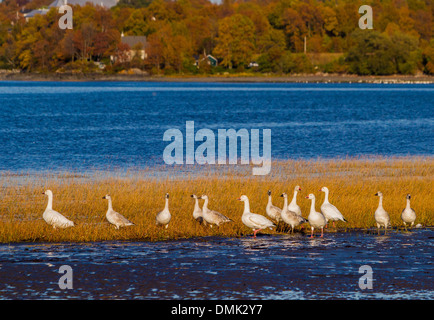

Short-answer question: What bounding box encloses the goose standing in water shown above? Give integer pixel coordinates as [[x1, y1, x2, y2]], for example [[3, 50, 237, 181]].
[[191, 194, 206, 225], [266, 190, 282, 223], [306, 193, 326, 238], [320, 187, 347, 228], [156, 193, 171, 229], [238, 195, 275, 238], [280, 193, 307, 233], [42, 190, 75, 229], [401, 194, 416, 230], [374, 192, 390, 235], [199, 195, 232, 227], [102, 195, 134, 229]]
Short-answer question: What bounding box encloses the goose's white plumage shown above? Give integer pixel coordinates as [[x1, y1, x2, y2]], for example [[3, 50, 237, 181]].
[[103, 195, 134, 229], [238, 195, 275, 238], [401, 194, 416, 230], [200, 195, 232, 227], [306, 193, 326, 238], [42, 190, 75, 229], [156, 193, 171, 228], [266, 190, 282, 222], [280, 192, 307, 233], [320, 187, 347, 227], [374, 192, 390, 235], [191, 194, 206, 225], [288, 185, 302, 217]]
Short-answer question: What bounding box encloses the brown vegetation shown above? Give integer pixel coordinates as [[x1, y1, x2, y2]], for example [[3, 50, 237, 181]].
[[0, 156, 432, 243], [0, 0, 433, 75]]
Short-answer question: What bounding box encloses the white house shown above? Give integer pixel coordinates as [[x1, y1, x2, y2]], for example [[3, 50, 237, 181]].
[[111, 34, 147, 63]]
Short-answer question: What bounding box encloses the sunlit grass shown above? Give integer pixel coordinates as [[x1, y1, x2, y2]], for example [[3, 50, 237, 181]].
[[0, 156, 432, 243]]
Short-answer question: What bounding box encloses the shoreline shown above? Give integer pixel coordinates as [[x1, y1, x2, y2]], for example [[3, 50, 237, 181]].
[[1, 226, 432, 244], [1, 72, 434, 83]]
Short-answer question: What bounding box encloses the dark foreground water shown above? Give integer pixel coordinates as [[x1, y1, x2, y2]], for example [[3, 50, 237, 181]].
[[0, 229, 432, 300], [0, 82, 433, 172]]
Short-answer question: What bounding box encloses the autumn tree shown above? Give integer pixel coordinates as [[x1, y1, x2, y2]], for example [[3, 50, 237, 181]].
[[213, 14, 255, 69]]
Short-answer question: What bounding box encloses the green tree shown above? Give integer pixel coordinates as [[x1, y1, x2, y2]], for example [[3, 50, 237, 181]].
[[213, 14, 255, 69], [346, 31, 396, 75]]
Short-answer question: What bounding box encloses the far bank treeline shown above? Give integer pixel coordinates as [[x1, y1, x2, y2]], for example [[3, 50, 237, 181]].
[[0, 0, 433, 76]]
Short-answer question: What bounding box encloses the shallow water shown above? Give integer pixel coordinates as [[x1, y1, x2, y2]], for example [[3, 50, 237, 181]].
[[0, 228, 432, 300]]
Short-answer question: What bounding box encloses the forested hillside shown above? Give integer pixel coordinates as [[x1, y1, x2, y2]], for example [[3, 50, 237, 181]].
[[0, 0, 433, 75]]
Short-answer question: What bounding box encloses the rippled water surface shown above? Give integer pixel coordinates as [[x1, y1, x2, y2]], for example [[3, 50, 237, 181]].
[[0, 229, 432, 299], [0, 82, 433, 171]]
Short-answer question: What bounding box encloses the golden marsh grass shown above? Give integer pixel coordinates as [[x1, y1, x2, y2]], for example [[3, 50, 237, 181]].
[[0, 156, 432, 243]]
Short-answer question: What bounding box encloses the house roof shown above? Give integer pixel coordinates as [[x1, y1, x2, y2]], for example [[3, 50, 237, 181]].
[[207, 55, 217, 62], [49, 0, 119, 9], [25, 0, 119, 19], [24, 9, 50, 18], [121, 36, 147, 48]]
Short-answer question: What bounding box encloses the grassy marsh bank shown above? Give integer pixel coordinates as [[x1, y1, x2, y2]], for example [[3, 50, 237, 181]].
[[0, 156, 432, 243]]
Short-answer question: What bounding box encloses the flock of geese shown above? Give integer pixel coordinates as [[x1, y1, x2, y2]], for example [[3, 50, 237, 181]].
[[41, 186, 417, 238]]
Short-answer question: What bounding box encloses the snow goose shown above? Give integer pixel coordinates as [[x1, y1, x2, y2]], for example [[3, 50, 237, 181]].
[[156, 193, 171, 228], [238, 195, 275, 238], [191, 194, 206, 225], [288, 185, 302, 217], [401, 194, 416, 230], [306, 193, 327, 238], [266, 190, 282, 223], [374, 192, 390, 235], [42, 190, 75, 229], [280, 192, 307, 233], [102, 195, 134, 229], [199, 195, 232, 227], [320, 187, 347, 228]]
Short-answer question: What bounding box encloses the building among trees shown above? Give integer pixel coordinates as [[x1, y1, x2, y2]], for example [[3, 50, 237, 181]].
[[24, 0, 119, 20], [111, 34, 147, 63]]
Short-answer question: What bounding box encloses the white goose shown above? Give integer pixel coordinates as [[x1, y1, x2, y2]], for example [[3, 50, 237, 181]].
[[191, 194, 206, 225], [42, 190, 75, 229], [306, 193, 327, 238], [199, 195, 232, 227], [238, 195, 275, 238], [280, 192, 307, 233], [156, 193, 171, 228], [374, 191, 390, 235], [288, 185, 302, 217], [320, 187, 347, 228], [266, 190, 282, 223], [102, 195, 134, 229], [401, 194, 416, 231]]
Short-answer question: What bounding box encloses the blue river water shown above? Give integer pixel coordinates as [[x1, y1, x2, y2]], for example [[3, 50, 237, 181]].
[[0, 81, 433, 172]]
